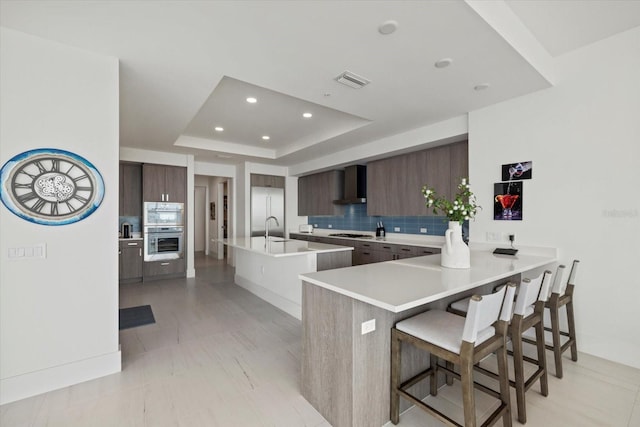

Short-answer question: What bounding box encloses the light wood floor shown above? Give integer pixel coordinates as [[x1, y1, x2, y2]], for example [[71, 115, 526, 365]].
[[2, 253, 639, 426]]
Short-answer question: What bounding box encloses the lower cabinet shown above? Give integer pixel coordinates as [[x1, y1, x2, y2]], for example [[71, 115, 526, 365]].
[[143, 258, 186, 279], [290, 233, 440, 266], [119, 240, 143, 283]]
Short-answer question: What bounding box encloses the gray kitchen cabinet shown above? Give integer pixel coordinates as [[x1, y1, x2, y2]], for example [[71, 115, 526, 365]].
[[289, 234, 440, 265], [367, 141, 467, 216], [142, 163, 187, 203], [143, 258, 186, 279], [251, 173, 285, 188], [119, 163, 142, 216], [448, 140, 469, 199], [298, 170, 344, 216], [119, 240, 143, 283]]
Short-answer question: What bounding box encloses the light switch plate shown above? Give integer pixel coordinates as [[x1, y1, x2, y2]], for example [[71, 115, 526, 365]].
[[394, 227, 400, 232]]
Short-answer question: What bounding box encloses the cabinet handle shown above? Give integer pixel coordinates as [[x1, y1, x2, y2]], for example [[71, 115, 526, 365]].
[[139, 248, 142, 257], [161, 262, 170, 266], [127, 242, 137, 246], [161, 194, 164, 202], [166, 194, 169, 201], [118, 250, 121, 255], [383, 246, 391, 250], [401, 248, 410, 252]]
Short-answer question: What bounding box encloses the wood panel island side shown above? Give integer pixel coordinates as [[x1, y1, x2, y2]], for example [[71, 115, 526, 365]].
[[299, 249, 557, 427]]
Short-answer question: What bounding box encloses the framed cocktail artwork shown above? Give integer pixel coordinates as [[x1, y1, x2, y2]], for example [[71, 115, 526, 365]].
[[501, 161, 532, 181], [494, 182, 522, 221]]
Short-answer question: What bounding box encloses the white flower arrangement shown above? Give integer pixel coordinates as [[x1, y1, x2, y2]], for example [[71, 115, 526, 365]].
[[421, 178, 481, 224]]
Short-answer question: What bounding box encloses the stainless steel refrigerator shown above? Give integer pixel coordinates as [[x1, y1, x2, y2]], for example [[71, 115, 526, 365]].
[[251, 186, 284, 237]]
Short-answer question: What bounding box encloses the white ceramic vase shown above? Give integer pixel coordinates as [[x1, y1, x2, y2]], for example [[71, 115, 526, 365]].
[[441, 221, 470, 269]]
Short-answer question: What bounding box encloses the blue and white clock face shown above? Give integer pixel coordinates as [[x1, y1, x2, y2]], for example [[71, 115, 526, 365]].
[[0, 148, 105, 226]]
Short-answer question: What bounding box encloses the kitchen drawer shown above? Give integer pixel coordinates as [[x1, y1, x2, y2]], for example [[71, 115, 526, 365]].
[[290, 233, 309, 241], [414, 246, 440, 256], [143, 258, 185, 279]]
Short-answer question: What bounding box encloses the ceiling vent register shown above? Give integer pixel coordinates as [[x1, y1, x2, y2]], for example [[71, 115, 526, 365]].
[[335, 71, 371, 89]]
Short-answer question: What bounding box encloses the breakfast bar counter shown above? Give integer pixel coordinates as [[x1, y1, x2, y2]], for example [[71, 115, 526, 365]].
[[299, 249, 557, 427]]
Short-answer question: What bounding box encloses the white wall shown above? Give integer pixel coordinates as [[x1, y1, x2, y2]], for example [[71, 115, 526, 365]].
[[469, 27, 640, 368], [0, 28, 121, 403]]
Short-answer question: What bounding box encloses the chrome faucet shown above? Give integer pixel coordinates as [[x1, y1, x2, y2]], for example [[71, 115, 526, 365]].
[[265, 216, 279, 241]]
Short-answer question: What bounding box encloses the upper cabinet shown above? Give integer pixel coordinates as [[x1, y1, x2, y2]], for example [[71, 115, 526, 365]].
[[251, 173, 285, 188], [119, 163, 142, 216], [298, 170, 344, 216], [142, 163, 187, 203], [367, 141, 468, 216]]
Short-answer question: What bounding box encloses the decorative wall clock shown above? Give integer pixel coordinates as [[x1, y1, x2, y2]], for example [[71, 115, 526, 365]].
[[0, 148, 105, 226]]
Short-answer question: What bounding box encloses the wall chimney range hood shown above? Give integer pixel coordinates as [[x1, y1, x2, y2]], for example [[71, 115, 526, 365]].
[[333, 165, 367, 205]]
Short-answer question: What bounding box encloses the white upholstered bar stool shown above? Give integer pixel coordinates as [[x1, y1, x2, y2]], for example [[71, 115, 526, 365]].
[[390, 283, 516, 427], [447, 272, 553, 424], [523, 260, 579, 379]]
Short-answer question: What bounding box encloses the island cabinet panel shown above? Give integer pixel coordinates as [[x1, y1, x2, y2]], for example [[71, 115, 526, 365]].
[[119, 240, 143, 282], [298, 170, 344, 216], [302, 282, 432, 427], [367, 141, 467, 216], [142, 163, 186, 203], [250, 173, 285, 188], [119, 163, 142, 216]]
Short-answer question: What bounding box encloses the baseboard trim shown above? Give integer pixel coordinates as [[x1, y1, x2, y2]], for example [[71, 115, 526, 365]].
[[235, 275, 301, 320], [0, 349, 121, 405]]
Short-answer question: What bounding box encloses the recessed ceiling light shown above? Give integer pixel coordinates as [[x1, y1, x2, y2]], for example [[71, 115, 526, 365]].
[[246, 97, 257, 103], [214, 126, 224, 132], [434, 58, 453, 69], [303, 112, 313, 118], [262, 135, 270, 140], [474, 83, 490, 91], [378, 20, 398, 35]]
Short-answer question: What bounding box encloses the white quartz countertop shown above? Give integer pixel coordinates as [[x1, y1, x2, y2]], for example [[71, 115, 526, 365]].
[[299, 250, 556, 312], [224, 236, 354, 258]]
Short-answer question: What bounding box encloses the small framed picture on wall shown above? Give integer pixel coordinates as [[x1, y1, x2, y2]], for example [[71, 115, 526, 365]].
[[501, 161, 532, 181], [494, 182, 523, 221]]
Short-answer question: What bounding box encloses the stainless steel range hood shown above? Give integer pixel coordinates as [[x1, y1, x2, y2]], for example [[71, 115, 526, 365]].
[[333, 165, 367, 205]]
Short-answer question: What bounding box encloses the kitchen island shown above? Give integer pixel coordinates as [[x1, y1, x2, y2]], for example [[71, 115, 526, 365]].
[[224, 236, 353, 319], [299, 249, 556, 427]]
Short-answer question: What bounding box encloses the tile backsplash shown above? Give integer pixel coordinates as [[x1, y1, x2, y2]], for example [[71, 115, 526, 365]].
[[309, 204, 453, 236], [119, 216, 141, 232]]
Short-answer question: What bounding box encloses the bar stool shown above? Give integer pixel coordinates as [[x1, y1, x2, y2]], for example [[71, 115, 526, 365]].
[[524, 260, 579, 378], [390, 283, 516, 427], [447, 271, 553, 424]]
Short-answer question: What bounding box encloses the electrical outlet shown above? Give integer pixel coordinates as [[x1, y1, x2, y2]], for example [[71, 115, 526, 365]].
[[328, 224, 332, 228], [313, 224, 318, 228], [361, 319, 376, 335], [509, 234, 515, 243], [486, 232, 502, 242], [394, 227, 400, 232], [420, 228, 427, 233]]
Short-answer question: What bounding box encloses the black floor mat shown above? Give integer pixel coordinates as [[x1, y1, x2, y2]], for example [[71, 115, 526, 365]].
[[119, 305, 155, 330]]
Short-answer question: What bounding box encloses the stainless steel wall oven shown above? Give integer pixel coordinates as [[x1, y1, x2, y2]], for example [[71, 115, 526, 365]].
[[143, 202, 184, 261]]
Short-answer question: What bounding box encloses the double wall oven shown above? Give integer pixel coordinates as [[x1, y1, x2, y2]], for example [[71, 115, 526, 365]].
[[143, 202, 184, 261]]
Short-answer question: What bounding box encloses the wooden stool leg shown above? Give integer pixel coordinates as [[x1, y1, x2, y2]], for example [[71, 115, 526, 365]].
[[496, 342, 513, 427], [566, 299, 578, 362], [430, 353, 439, 396], [445, 360, 454, 386], [549, 299, 564, 378], [390, 331, 401, 424], [535, 319, 549, 397], [460, 344, 477, 427], [511, 318, 527, 423]]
